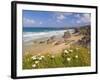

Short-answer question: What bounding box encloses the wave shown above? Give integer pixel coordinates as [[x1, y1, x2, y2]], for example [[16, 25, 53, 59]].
[[23, 29, 74, 42]]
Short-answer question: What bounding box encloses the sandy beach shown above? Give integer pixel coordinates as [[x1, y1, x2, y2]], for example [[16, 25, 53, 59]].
[[23, 32, 83, 56]]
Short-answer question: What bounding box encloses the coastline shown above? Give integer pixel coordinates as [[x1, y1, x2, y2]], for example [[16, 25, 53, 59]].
[[23, 31, 83, 56], [22, 26, 91, 69]]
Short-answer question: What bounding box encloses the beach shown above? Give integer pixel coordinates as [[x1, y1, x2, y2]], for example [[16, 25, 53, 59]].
[[22, 26, 91, 69], [23, 28, 76, 55], [23, 32, 83, 55]]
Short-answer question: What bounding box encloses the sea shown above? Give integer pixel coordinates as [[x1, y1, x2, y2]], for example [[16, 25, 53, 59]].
[[23, 27, 74, 42]]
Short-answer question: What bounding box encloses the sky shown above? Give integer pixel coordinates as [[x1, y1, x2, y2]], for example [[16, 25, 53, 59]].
[[23, 10, 91, 28]]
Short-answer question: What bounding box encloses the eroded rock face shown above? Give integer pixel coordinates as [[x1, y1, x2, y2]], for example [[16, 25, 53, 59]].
[[77, 36, 90, 48], [75, 25, 91, 48], [54, 40, 64, 45], [47, 36, 56, 44], [63, 31, 71, 41]]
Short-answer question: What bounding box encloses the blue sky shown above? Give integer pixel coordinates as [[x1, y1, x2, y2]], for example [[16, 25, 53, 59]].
[[23, 10, 91, 28]]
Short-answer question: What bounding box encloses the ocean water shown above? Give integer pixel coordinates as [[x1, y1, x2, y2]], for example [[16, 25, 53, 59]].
[[23, 27, 74, 42]]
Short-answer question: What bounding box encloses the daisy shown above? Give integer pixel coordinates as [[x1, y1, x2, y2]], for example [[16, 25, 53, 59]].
[[69, 49, 73, 53], [32, 64, 36, 68], [35, 61, 39, 64], [31, 56, 37, 60], [41, 56, 45, 59], [51, 55, 55, 59], [67, 57, 71, 62], [64, 50, 69, 54], [38, 57, 42, 61], [75, 55, 78, 58]]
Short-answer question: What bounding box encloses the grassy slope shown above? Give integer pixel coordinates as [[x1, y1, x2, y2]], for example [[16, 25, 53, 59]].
[[23, 45, 90, 69]]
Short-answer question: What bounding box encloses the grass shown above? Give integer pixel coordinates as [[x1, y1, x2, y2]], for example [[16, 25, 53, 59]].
[[23, 45, 90, 69]]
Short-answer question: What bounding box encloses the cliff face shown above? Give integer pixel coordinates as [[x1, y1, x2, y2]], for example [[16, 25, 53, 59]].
[[63, 31, 71, 41], [76, 25, 91, 48]]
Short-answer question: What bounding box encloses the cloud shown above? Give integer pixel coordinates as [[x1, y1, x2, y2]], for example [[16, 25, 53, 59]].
[[54, 13, 66, 23], [39, 21, 42, 24], [75, 13, 91, 24], [74, 14, 81, 18], [23, 18, 36, 26], [82, 13, 91, 23], [23, 18, 43, 27], [57, 14, 65, 20], [76, 20, 81, 24], [54, 12, 74, 23]]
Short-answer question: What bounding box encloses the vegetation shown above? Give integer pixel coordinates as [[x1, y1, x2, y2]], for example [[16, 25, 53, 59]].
[[23, 45, 90, 69]]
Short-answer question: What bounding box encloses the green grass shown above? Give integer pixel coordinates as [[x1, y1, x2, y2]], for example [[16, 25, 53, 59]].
[[23, 45, 90, 69]]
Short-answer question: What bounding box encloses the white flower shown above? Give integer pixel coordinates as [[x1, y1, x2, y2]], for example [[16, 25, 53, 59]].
[[64, 50, 69, 54], [51, 55, 55, 59], [38, 57, 42, 61], [35, 61, 39, 64], [41, 56, 45, 59], [69, 50, 73, 52], [31, 56, 37, 60], [75, 55, 78, 58], [32, 64, 36, 68], [67, 57, 71, 62]]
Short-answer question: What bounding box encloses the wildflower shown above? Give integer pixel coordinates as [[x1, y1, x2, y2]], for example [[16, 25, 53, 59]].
[[31, 56, 37, 60], [32, 64, 36, 68], [47, 54, 50, 57], [64, 50, 69, 54], [38, 57, 42, 61], [41, 56, 45, 59], [69, 49, 73, 53], [35, 61, 39, 64], [67, 57, 71, 62], [51, 55, 55, 59], [75, 55, 78, 58]]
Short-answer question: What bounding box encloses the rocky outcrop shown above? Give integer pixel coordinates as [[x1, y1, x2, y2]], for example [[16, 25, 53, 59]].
[[47, 36, 56, 44], [63, 31, 71, 41]]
